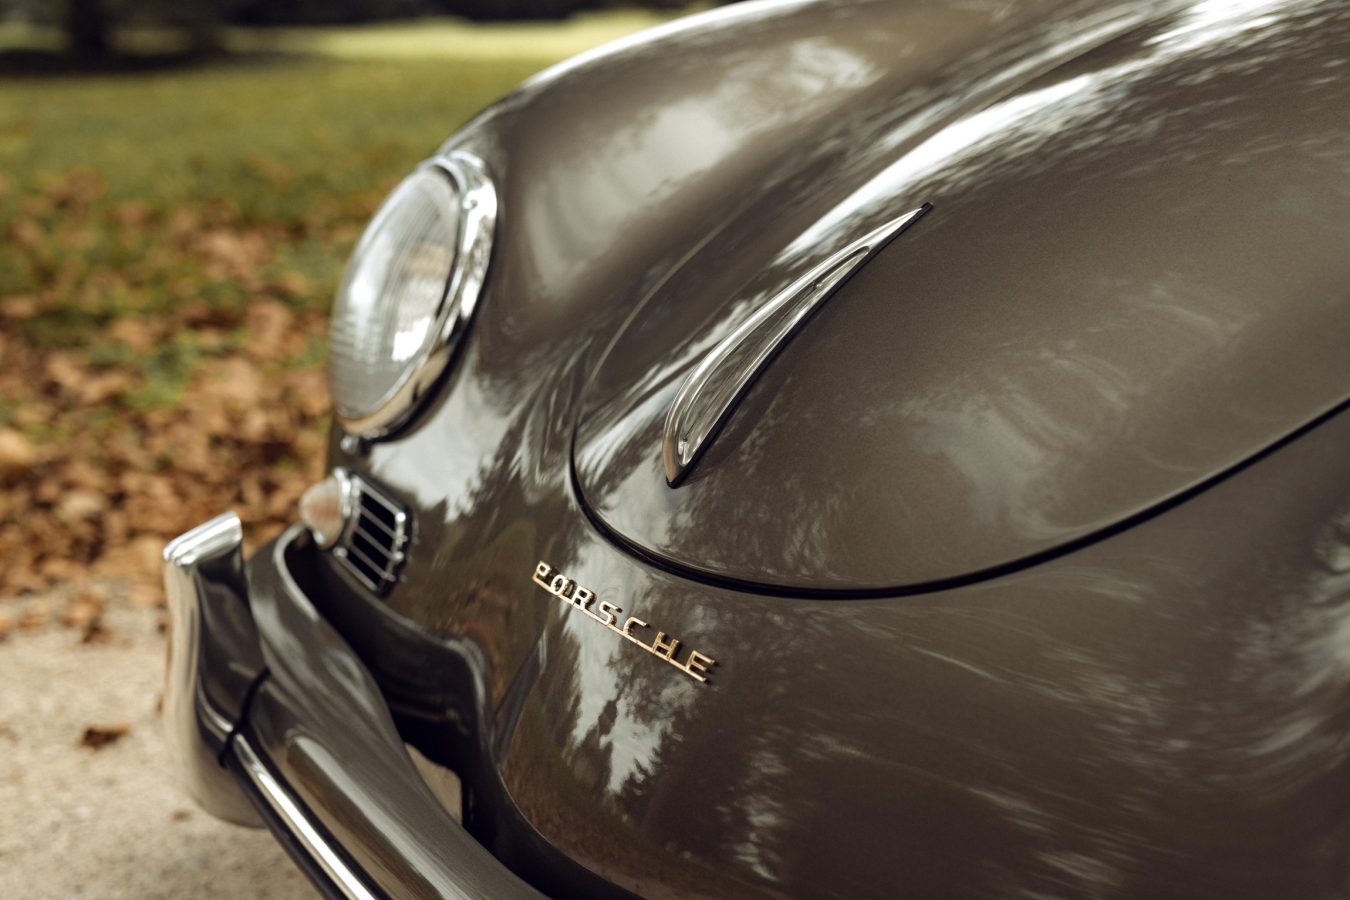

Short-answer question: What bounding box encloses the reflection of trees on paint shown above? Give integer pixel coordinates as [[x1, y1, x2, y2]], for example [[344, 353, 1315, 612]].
[[607, 600, 809, 885], [380, 372, 591, 706]]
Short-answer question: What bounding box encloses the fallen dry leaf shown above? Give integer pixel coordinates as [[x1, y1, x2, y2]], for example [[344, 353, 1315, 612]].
[[44, 352, 86, 393], [0, 294, 37, 318], [0, 428, 35, 476], [58, 490, 108, 524], [81, 723, 130, 750], [105, 316, 160, 352], [81, 618, 111, 644], [0, 170, 332, 615], [19, 597, 52, 631], [62, 586, 106, 639]]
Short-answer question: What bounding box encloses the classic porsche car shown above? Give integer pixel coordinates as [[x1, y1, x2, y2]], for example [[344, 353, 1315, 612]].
[[163, 0, 1350, 896]]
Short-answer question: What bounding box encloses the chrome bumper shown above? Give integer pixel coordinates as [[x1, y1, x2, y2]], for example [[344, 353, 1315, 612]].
[[163, 515, 544, 900], [231, 735, 379, 900], [162, 512, 263, 825]]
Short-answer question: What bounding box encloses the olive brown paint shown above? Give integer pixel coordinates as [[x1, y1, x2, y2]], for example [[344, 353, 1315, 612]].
[[180, 1, 1350, 897]]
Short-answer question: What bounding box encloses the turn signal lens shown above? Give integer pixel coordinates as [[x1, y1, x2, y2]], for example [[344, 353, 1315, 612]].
[[299, 471, 351, 549]]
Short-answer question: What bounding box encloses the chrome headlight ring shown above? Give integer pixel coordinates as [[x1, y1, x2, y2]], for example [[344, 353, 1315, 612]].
[[331, 150, 497, 439]]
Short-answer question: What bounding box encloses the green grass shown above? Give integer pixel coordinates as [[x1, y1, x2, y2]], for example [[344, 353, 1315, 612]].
[[0, 55, 546, 221], [0, 54, 543, 340], [223, 11, 678, 61], [0, 6, 690, 214], [0, 12, 678, 361]]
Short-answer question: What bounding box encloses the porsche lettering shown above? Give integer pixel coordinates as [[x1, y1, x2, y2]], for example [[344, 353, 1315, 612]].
[[532, 561, 717, 684]]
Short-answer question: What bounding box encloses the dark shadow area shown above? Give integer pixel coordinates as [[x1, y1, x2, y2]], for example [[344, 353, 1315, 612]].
[[0, 47, 303, 78]]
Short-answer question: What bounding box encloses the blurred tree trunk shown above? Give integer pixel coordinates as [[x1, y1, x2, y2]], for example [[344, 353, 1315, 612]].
[[65, 0, 112, 58]]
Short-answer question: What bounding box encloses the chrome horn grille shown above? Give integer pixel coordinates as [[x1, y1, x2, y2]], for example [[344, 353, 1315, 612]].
[[333, 474, 408, 595]]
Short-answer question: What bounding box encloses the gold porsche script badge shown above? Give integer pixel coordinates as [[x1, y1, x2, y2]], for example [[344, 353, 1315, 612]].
[[532, 562, 717, 684]]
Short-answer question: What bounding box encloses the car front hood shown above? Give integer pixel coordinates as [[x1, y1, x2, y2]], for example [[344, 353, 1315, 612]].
[[321, 3, 1350, 895], [571, 0, 1350, 593]]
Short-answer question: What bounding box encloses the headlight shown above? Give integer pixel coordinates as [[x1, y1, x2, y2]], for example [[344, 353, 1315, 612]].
[[329, 151, 496, 437]]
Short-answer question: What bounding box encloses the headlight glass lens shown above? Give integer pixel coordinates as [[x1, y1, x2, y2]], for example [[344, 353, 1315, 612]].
[[329, 168, 461, 423]]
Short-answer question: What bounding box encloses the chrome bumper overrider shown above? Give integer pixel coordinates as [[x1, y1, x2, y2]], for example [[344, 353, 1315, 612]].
[[163, 515, 543, 900], [162, 512, 263, 825]]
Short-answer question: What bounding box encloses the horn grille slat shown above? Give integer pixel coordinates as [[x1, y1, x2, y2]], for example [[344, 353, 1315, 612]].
[[334, 475, 408, 595]]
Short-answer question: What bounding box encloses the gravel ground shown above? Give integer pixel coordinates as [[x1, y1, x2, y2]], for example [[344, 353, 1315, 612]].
[[0, 602, 314, 899]]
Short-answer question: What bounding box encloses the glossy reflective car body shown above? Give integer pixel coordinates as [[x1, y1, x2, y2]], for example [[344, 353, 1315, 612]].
[[165, 1, 1350, 897]]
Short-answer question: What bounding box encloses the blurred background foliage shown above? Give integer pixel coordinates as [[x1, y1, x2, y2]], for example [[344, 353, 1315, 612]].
[[10, 0, 701, 57], [0, 0, 711, 630]]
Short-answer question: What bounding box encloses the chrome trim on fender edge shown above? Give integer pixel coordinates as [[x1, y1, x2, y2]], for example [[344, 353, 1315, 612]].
[[234, 736, 380, 900]]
